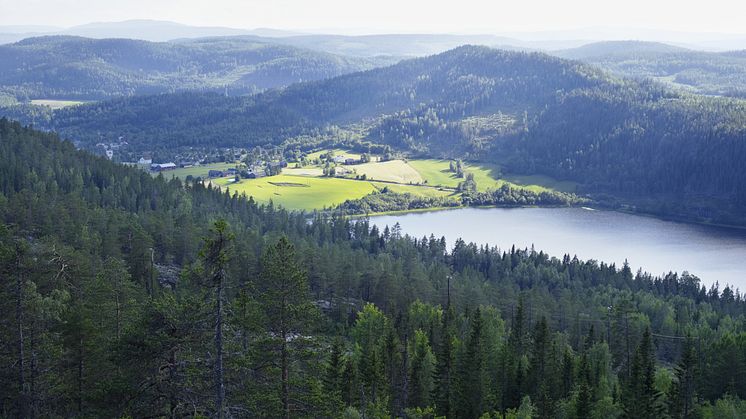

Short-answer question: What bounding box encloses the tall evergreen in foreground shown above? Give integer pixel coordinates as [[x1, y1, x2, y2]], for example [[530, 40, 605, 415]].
[[258, 236, 313, 419], [200, 219, 233, 418]]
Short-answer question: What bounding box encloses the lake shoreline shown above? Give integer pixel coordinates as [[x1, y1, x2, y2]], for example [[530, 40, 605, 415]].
[[367, 206, 746, 288], [345, 202, 746, 233]]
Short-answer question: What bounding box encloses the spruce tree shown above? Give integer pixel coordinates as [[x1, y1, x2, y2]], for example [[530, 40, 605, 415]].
[[433, 304, 455, 418], [456, 307, 484, 418], [257, 236, 312, 419], [668, 336, 697, 419], [622, 328, 662, 419], [200, 219, 233, 419]]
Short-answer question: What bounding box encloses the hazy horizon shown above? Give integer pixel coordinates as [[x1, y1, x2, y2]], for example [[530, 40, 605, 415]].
[[2, 0, 746, 38]]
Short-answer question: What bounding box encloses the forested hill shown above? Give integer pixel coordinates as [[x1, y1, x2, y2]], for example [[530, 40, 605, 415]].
[[6, 44, 746, 224], [9, 45, 608, 150], [0, 35, 390, 100], [553, 41, 746, 98], [3, 119, 746, 417]]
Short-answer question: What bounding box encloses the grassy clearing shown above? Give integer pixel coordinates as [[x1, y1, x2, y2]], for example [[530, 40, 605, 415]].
[[30, 99, 85, 109], [501, 173, 579, 194], [408, 159, 502, 191], [214, 174, 377, 211], [349, 160, 423, 184], [409, 159, 576, 194], [305, 149, 362, 161], [371, 182, 458, 199], [284, 167, 324, 177], [165, 162, 239, 180], [407, 159, 461, 187], [200, 155, 577, 212]]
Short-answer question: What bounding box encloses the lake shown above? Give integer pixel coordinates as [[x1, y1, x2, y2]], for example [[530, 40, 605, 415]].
[[371, 207, 746, 289]]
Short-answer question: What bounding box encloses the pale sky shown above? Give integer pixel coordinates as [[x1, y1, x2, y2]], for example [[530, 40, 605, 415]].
[[1, 0, 745, 35]]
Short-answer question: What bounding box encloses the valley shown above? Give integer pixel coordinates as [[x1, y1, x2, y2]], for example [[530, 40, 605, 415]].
[[161, 151, 574, 211], [2, 13, 746, 417]]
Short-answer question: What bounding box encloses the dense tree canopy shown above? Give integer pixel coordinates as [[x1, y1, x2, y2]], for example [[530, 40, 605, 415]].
[[5, 45, 746, 225], [0, 35, 389, 100], [2, 119, 746, 417]]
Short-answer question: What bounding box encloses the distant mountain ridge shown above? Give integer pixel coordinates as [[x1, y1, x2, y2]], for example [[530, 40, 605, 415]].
[[553, 40, 746, 97], [23, 45, 606, 150], [0, 19, 305, 44], [0, 35, 394, 100]]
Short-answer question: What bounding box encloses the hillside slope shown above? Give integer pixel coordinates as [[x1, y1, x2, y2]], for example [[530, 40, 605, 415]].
[[0, 35, 390, 100], [5, 45, 746, 224], [17, 45, 607, 150], [554, 41, 746, 97]]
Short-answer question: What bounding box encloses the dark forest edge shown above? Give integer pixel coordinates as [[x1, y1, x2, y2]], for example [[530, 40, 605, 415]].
[[334, 185, 584, 216]]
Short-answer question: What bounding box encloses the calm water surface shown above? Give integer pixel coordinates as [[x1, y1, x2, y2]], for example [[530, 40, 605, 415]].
[[371, 207, 746, 288]]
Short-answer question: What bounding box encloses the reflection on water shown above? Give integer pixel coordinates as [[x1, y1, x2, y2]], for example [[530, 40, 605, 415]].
[[371, 207, 746, 288]]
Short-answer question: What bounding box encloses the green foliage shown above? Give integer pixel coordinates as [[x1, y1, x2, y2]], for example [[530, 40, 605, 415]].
[[0, 35, 382, 100], [558, 41, 746, 98], [2, 119, 746, 417]]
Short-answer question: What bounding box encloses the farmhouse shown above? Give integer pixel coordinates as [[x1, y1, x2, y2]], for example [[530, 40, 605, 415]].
[[150, 162, 177, 172], [208, 170, 225, 178], [244, 166, 266, 179]]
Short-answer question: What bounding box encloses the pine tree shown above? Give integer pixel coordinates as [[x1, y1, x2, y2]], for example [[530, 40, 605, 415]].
[[409, 329, 435, 409], [504, 298, 526, 410], [258, 236, 313, 419], [324, 338, 345, 413], [200, 219, 233, 419], [456, 307, 484, 418], [433, 304, 455, 417], [622, 328, 661, 419], [668, 336, 697, 419], [576, 353, 593, 419]]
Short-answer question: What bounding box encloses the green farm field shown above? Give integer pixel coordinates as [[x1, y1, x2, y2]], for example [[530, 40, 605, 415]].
[[407, 159, 502, 191], [164, 163, 239, 180], [198, 150, 576, 212], [501, 173, 579, 194], [213, 174, 377, 210], [349, 160, 423, 184]]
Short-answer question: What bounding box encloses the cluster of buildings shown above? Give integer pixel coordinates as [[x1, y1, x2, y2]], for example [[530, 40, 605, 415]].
[[96, 137, 129, 160], [150, 162, 177, 172], [208, 168, 239, 178], [332, 155, 361, 165]]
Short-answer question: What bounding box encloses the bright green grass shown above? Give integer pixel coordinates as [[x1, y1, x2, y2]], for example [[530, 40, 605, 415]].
[[501, 173, 579, 194], [350, 160, 423, 184], [30, 99, 85, 109], [214, 174, 377, 211], [408, 159, 503, 191], [204, 157, 576, 211], [165, 163, 238, 180], [371, 182, 458, 199], [305, 149, 362, 161], [409, 159, 576, 193]]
